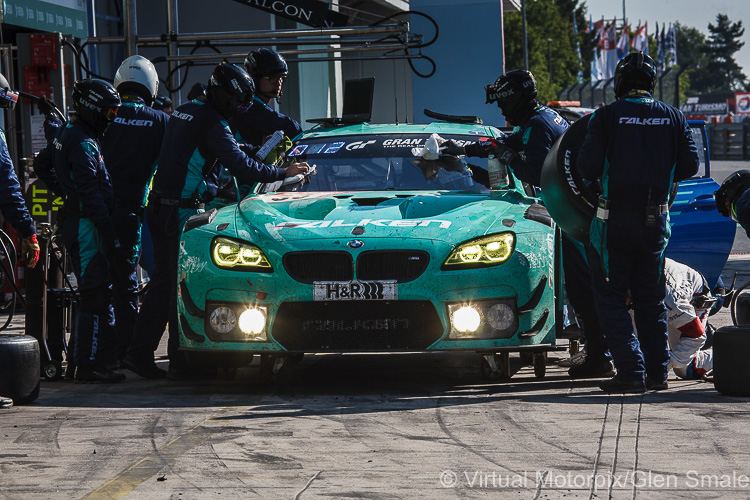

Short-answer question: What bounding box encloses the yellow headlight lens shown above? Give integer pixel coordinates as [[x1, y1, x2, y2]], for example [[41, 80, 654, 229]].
[[211, 237, 272, 270], [443, 233, 515, 269]]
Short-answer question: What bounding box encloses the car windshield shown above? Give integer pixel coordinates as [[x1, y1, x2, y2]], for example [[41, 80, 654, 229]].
[[258, 133, 492, 194]]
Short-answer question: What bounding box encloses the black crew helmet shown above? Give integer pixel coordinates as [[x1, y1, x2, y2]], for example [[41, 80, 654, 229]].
[[72, 78, 121, 135], [205, 62, 255, 120], [244, 48, 288, 79], [485, 69, 538, 124], [715, 169, 750, 222], [0, 72, 19, 109], [152, 94, 173, 111], [186, 82, 206, 101], [614, 51, 657, 98]]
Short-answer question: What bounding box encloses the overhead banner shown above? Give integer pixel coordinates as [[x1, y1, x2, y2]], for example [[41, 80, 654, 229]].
[[1, 0, 88, 38], [680, 95, 730, 116], [232, 0, 349, 28]]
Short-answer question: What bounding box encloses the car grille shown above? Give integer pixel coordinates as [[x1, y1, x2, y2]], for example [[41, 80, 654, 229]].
[[356, 250, 430, 283], [272, 301, 443, 351], [283, 251, 353, 283], [283, 250, 430, 284]]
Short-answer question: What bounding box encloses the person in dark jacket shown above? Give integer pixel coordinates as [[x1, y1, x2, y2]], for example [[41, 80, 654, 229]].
[[577, 52, 700, 393], [0, 73, 37, 404], [444, 70, 613, 380], [122, 63, 309, 380], [33, 79, 127, 383], [229, 48, 302, 148], [0, 74, 39, 269], [715, 169, 750, 238], [101, 55, 169, 364]]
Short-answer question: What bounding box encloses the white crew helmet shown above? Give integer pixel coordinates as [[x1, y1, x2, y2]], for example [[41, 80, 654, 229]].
[[113, 55, 159, 105]]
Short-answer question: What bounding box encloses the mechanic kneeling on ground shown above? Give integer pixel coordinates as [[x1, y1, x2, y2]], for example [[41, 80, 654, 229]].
[[34, 79, 128, 384], [715, 169, 750, 238], [122, 62, 309, 381], [443, 70, 614, 380], [577, 52, 700, 394], [660, 258, 716, 380]]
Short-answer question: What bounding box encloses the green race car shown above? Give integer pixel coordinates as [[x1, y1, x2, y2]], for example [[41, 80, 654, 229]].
[[177, 122, 564, 379]]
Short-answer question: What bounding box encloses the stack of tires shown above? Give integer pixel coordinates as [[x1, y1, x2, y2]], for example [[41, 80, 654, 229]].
[[714, 291, 750, 397], [0, 334, 40, 405]]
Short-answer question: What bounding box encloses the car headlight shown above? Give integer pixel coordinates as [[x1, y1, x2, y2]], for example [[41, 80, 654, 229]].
[[205, 303, 268, 342], [447, 300, 518, 340], [442, 232, 515, 270], [211, 237, 272, 271]]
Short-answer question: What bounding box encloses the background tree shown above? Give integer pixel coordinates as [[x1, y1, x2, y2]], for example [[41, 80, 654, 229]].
[[554, 0, 595, 81], [504, 0, 583, 103], [674, 24, 710, 97], [701, 14, 747, 92]]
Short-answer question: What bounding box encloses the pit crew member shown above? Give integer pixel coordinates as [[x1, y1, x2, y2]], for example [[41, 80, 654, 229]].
[[577, 52, 700, 393], [123, 63, 309, 380]]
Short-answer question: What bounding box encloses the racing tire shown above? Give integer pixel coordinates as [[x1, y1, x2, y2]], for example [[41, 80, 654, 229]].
[[713, 325, 750, 396], [533, 352, 548, 379], [0, 335, 41, 404], [539, 118, 599, 243], [733, 288, 750, 325]]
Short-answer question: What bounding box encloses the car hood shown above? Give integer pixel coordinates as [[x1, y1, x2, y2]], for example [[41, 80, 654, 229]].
[[232, 191, 541, 246]]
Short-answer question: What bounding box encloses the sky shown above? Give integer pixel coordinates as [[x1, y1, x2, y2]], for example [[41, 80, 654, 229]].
[[586, 0, 750, 79]]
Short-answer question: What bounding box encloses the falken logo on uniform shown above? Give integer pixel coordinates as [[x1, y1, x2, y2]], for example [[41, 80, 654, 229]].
[[275, 219, 452, 229], [172, 110, 194, 121], [618, 117, 672, 125], [114, 117, 154, 126], [314, 280, 397, 301]]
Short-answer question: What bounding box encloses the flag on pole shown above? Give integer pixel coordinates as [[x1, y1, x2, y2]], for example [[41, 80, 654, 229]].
[[591, 17, 605, 82], [616, 21, 630, 60], [600, 20, 618, 80], [631, 22, 648, 54], [656, 22, 666, 71], [665, 23, 678, 66]]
